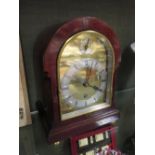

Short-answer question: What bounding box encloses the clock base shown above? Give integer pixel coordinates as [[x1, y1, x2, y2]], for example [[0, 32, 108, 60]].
[[47, 108, 119, 143]]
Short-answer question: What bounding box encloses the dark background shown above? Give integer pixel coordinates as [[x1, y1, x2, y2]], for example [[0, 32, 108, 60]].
[[20, 0, 135, 154]]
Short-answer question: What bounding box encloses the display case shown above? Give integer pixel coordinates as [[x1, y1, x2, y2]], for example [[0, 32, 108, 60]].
[[71, 125, 117, 155]]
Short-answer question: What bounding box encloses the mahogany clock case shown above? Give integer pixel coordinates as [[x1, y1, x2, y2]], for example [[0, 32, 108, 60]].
[[35, 17, 121, 143]]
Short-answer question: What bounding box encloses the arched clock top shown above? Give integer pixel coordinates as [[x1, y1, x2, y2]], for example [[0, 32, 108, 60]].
[[44, 17, 121, 77]]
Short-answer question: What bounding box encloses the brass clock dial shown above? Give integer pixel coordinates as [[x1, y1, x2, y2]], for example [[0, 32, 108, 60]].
[[58, 30, 114, 120], [61, 58, 107, 108]]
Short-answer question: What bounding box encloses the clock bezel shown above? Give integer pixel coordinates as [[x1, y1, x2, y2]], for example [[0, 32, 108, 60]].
[[57, 30, 115, 121], [43, 17, 121, 142]]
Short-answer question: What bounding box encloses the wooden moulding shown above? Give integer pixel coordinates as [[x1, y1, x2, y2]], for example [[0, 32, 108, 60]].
[[48, 108, 119, 142], [19, 40, 32, 127], [42, 17, 121, 143]]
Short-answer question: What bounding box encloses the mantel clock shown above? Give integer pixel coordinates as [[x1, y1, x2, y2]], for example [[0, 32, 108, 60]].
[[42, 17, 120, 143]]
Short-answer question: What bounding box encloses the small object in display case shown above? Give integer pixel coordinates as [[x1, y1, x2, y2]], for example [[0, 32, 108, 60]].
[[90, 136, 94, 144], [70, 125, 117, 155], [95, 133, 104, 142], [79, 138, 89, 147], [105, 131, 109, 139], [86, 150, 95, 155]]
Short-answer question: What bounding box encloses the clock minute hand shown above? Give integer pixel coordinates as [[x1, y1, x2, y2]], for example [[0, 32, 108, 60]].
[[85, 82, 103, 92], [84, 38, 90, 51]]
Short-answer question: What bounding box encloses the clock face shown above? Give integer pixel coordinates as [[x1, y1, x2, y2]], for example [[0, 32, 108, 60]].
[[58, 30, 114, 120], [61, 58, 107, 108]]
